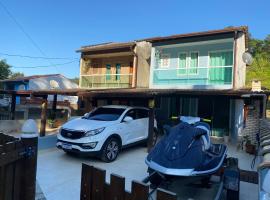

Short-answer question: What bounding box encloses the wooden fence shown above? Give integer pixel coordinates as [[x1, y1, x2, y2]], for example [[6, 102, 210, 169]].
[[0, 132, 38, 200], [80, 163, 177, 200]]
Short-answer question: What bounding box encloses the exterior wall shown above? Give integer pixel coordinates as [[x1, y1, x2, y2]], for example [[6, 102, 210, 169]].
[[135, 41, 152, 88], [80, 55, 134, 89], [230, 99, 244, 143], [149, 38, 235, 89], [234, 32, 246, 88]]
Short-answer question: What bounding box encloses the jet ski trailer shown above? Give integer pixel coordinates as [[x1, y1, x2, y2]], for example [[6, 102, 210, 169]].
[[143, 116, 241, 200]]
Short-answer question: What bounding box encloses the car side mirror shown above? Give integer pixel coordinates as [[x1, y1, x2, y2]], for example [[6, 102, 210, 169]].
[[123, 116, 133, 122], [83, 113, 89, 118]]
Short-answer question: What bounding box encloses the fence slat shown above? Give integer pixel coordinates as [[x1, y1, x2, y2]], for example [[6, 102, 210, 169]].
[[157, 188, 177, 200], [80, 164, 93, 200], [109, 174, 125, 200], [131, 181, 149, 200], [91, 167, 106, 200], [13, 141, 23, 200], [3, 142, 16, 200]]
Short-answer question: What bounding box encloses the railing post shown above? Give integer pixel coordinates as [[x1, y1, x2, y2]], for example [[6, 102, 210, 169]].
[[20, 120, 38, 200]]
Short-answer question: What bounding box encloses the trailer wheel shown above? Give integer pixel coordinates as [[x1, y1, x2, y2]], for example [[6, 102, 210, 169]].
[[148, 168, 163, 188]]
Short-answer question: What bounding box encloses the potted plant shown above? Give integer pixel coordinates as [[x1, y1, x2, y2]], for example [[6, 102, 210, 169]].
[[48, 118, 55, 128]]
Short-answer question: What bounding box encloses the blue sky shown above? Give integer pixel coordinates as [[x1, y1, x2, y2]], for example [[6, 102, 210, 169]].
[[0, 0, 269, 78]]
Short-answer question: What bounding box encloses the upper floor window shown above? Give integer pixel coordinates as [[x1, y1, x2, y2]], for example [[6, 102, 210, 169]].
[[209, 51, 233, 67], [160, 54, 170, 68], [209, 51, 233, 84], [106, 64, 111, 80]]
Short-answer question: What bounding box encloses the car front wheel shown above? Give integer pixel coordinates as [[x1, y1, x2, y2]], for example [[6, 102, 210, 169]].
[[101, 138, 120, 162]]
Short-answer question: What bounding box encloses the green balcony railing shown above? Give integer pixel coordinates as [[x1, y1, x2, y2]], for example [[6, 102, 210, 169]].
[[80, 74, 133, 89], [152, 66, 233, 86]]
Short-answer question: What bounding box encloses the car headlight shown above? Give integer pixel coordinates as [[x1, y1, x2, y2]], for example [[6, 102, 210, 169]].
[[85, 127, 105, 137]]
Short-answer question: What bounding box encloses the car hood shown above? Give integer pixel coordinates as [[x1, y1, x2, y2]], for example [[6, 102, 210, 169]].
[[62, 118, 118, 131]]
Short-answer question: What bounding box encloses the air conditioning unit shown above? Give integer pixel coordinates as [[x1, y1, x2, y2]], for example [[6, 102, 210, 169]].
[[251, 80, 262, 92]]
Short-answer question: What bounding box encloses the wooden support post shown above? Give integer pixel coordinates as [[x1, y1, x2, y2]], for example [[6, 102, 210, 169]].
[[20, 135, 38, 200], [52, 94, 57, 120], [147, 99, 155, 152], [40, 96, 48, 137], [10, 94, 16, 120]]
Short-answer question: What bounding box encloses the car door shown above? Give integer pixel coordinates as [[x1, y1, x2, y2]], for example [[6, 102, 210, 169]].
[[135, 108, 149, 140], [120, 109, 141, 145]]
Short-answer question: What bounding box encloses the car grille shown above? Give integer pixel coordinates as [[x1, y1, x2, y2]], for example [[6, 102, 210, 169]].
[[60, 128, 85, 139]]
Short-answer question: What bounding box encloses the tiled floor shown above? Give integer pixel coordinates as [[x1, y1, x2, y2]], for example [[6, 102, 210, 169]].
[[37, 144, 259, 200]]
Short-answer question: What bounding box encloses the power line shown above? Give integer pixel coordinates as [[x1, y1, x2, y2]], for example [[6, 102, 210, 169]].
[[0, 52, 78, 60], [0, 1, 60, 72], [11, 60, 79, 69]]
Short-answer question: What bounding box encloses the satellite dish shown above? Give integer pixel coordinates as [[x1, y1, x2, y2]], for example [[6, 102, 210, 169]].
[[242, 52, 253, 65], [50, 80, 60, 89]]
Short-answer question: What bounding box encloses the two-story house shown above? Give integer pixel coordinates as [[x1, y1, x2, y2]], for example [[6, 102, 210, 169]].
[[77, 26, 259, 142]]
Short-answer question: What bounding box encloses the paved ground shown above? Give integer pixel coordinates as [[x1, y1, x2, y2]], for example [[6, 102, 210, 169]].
[[37, 144, 259, 200]]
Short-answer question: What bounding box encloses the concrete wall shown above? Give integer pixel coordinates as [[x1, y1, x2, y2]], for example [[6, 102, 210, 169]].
[[234, 32, 247, 88], [0, 119, 41, 136], [135, 41, 152, 88], [230, 99, 244, 143]]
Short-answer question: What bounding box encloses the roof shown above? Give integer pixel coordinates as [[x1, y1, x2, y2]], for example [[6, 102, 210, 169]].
[[1, 87, 268, 98], [138, 26, 248, 43], [0, 74, 61, 83], [77, 41, 135, 53]]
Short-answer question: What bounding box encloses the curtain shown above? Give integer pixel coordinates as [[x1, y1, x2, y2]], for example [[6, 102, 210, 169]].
[[209, 51, 233, 84], [189, 52, 198, 74], [178, 53, 187, 75], [116, 64, 121, 81]]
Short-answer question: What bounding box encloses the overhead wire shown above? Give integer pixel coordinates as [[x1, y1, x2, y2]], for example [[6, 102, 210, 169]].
[[11, 60, 79, 69], [0, 1, 63, 73], [0, 52, 78, 60]]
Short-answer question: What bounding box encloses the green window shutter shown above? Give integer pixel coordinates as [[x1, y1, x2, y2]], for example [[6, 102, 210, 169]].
[[116, 64, 121, 81], [106, 64, 111, 80], [189, 52, 198, 74], [209, 51, 233, 84], [178, 53, 187, 75]]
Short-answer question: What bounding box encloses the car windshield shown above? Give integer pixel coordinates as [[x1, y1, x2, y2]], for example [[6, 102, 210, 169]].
[[84, 107, 125, 121]]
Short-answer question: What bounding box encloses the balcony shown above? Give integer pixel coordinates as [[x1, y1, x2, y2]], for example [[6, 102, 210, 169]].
[[80, 74, 133, 89], [152, 66, 233, 88]]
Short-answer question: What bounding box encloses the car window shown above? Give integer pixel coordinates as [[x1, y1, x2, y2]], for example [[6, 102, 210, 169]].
[[86, 107, 125, 121], [125, 109, 136, 120], [136, 109, 149, 119]]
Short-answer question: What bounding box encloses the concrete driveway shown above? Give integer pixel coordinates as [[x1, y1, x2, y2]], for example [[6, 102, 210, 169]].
[[37, 144, 259, 200]]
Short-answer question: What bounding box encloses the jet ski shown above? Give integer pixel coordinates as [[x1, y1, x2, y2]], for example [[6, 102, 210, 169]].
[[145, 116, 227, 178]]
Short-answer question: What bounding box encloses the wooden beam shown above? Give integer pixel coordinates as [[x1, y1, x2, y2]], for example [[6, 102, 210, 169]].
[[10, 94, 16, 120], [52, 95, 57, 120], [147, 99, 155, 152], [40, 96, 48, 137]]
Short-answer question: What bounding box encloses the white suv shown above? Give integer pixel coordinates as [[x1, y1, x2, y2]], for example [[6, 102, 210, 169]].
[[57, 105, 157, 162]]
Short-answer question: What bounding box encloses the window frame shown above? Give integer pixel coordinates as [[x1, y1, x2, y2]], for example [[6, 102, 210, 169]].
[[160, 53, 170, 68], [188, 51, 199, 75]]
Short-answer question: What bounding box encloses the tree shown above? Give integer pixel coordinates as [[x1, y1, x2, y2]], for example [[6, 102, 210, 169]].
[[9, 72, 24, 79], [246, 35, 270, 89], [0, 59, 12, 80]]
